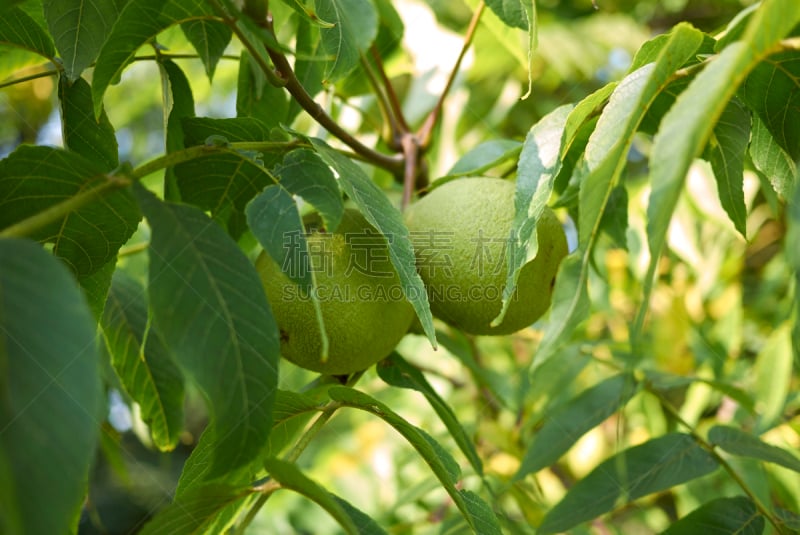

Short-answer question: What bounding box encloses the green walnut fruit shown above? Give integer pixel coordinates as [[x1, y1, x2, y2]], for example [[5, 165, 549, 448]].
[[256, 208, 415, 375], [404, 177, 568, 335]]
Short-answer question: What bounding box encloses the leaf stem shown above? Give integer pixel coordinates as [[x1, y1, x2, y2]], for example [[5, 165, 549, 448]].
[[0, 174, 131, 239], [416, 0, 485, 149], [0, 68, 59, 90], [266, 47, 404, 172], [130, 140, 300, 179]]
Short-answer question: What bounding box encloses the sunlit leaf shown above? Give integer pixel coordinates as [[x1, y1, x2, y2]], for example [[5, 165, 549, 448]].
[[485, 0, 529, 30], [329, 386, 502, 534], [515, 373, 639, 479], [0, 146, 140, 278], [378, 353, 483, 476], [315, 0, 378, 82], [43, 0, 122, 81], [708, 98, 750, 236], [538, 433, 719, 534], [750, 114, 796, 199], [639, 0, 800, 338], [0, 238, 103, 535], [709, 425, 800, 473], [752, 322, 793, 433], [662, 496, 764, 535], [497, 104, 572, 327], [537, 24, 703, 365], [135, 185, 280, 477], [265, 459, 371, 534], [102, 270, 185, 451]]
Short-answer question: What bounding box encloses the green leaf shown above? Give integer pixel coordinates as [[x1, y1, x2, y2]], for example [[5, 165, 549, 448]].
[[485, 0, 529, 30], [308, 138, 437, 349], [709, 425, 800, 473], [332, 495, 389, 535], [175, 389, 323, 496], [562, 83, 617, 153], [134, 185, 280, 478], [496, 104, 572, 327], [752, 322, 793, 433], [581, 23, 704, 248], [515, 373, 639, 479], [315, 0, 378, 82], [0, 6, 55, 60], [264, 389, 326, 458], [661, 496, 764, 535], [274, 0, 334, 27], [445, 139, 522, 177], [91, 0, 217, 117], [273, 149, 344, 232], [289, 17, 325, 121], [378, 353, 483, 476], [639, 0, 800, 339], [160, 58, 196, 202], [776, 507, 800, 531], [138, 484, 254, 535], [328, 386, 502, 534], [643, 370, 757, 414], [101, 270, 185, 451], [0, 238, 103, 535], [43, 0, 123, 81], [708, 98, 750, 236], [0, 146, 140, 278], [180, 19, 232, 79], [245, 184, 329, 359], [750, 114, 797, 199], [79, 256, 117, 320], [176, 117, 279, 232], [265, 459, 363, 534], [538, 433, 719, 534], [536, 26, 704, 365], [531, 254, 589, 369], [236, 50, 290, 128], [59, 75, 119, 171], [246, 185, 312, 292], [740, 49, 800, 160], [174, 427, 252, 497]]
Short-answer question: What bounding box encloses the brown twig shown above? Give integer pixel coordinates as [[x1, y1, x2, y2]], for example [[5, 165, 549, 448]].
[[266, 47, 403, 172], [401, 133, 420, 209]]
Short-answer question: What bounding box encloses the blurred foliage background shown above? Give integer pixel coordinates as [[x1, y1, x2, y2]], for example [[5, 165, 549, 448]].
[[5, 0, 797, 533]]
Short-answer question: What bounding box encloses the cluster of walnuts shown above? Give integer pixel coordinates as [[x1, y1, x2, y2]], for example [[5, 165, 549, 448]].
[[256, 177, 568, 374]]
